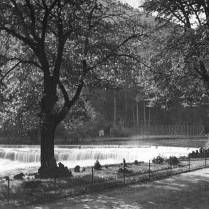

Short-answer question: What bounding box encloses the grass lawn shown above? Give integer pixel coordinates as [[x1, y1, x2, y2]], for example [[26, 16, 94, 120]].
[[0, 157, 208, 208]]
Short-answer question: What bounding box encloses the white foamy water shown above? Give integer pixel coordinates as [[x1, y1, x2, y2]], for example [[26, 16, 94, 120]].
[[0, 145, 197, 177]]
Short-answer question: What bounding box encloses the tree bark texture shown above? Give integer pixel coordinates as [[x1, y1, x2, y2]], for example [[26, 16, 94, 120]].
[[40, 87, 58, 168], [40, 117, 57, 168]]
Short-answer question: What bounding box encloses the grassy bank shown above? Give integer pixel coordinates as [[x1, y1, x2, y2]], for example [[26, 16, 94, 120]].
[[0, 157, 208, 208]]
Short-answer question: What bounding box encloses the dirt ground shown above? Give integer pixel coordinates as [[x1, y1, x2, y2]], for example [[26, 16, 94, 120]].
[[15, 168, 209, 209]]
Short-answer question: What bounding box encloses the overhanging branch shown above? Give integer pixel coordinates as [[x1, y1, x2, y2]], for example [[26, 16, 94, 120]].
[[0, 61, 21, 83], [0, 27, 37, 51], [58, 79, 70, 104], [86, 33, 143, 72], [116, 53, 152, 69], [9, 57, 42, 69]]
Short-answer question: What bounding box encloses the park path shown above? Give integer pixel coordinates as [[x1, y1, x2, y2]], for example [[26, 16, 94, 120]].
[[20, 168, 209, 209]]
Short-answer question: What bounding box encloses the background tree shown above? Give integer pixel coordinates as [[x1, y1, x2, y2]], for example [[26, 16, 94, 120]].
[[140, 0, 209, 123]]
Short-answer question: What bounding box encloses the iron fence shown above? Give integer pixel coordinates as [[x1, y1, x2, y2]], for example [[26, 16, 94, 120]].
[[1, 156, 209, 208]]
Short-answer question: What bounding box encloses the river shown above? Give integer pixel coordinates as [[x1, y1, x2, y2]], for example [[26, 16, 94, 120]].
[[0, 136, 208, 177]]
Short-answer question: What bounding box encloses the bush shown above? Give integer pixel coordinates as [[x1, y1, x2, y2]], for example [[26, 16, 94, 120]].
[[74, 165, 80, 172], [152, 155, 164, 164], [167, 156, 179, 166], [94, 159, 102, 170], [134, 160, 139, 165]]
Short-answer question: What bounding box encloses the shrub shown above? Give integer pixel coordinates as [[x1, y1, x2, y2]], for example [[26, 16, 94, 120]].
[[74, 165, 80, 172], [152, 155, 164, 164], [167, 156, 179, 166], [134, 160, 139, 165], [94, 159, 101, 170]]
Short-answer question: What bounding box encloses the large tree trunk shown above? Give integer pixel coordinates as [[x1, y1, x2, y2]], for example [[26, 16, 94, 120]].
[[38, 70, 84, 170], [39, 83, 58, 169], [40, 118, 57, 168]]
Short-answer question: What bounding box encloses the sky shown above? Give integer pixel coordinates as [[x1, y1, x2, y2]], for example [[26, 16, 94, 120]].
[[120, 0, 143, 8]]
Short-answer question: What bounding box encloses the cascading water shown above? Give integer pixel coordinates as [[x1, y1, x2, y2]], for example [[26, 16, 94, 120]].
[[0, 145, 197, 175], [0, 149, 40, 162]]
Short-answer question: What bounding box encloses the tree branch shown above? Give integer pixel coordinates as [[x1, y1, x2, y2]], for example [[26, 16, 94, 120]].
[[178, 0, 191, 28], [25, 0, 40, 42], [10, 0, 31, 38], [9, 57, 42, 69], [0, 62, 21, 83], [86, 33, 143, 72], [57, 79, 70, 104], [56, 80, 84, 124], [116, 53, 152, 69], [52, 0, 65, 85], [0, 27, 37, 51]]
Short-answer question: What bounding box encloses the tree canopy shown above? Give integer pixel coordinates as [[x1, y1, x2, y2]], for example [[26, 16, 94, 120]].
[[0, 0, 145, 169], [140, 0, 209, 108]]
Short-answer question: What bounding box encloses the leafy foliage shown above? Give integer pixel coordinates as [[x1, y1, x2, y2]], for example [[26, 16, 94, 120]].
[[0, 0, 147, 155], [166, 156, 179, 166], [152, 155, 164, 164], [140, 0, 209, 109]]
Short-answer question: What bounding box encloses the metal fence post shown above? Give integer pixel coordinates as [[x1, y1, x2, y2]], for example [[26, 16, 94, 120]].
[[92, 167, 94, 184], [123, 164, 125, 184], [205, 154, 207, 167], [149, 160, 150, 179], [170, 157, 172, 173], [189, 157, 190, 171], [54, 177, 57, 194], [5, 176, 10, 205]]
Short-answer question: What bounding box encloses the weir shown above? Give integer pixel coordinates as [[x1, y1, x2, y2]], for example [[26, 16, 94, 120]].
[[0, 145, 196, 166]]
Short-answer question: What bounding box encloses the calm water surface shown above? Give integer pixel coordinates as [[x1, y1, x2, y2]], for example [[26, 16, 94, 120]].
[[84, 136, 209, 148]]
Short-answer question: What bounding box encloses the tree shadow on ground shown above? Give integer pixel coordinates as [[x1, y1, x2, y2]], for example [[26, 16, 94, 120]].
[[12, 169, 209, 209]]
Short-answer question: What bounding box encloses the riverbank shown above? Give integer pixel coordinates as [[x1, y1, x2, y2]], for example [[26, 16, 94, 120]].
[[20, 167, 209, 209], [81, 135, 209, 149], [0, 136, 208, 208], [0, 157, 208, 208], [0, 145, 197, 178], [0, 135, 207, 146]]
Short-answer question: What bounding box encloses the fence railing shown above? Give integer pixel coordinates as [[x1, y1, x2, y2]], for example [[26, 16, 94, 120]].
[[0, 156, 209, 207]]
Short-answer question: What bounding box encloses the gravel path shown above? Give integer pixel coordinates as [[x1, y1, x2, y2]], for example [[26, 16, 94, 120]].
[[18, 168, 209, 209]]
